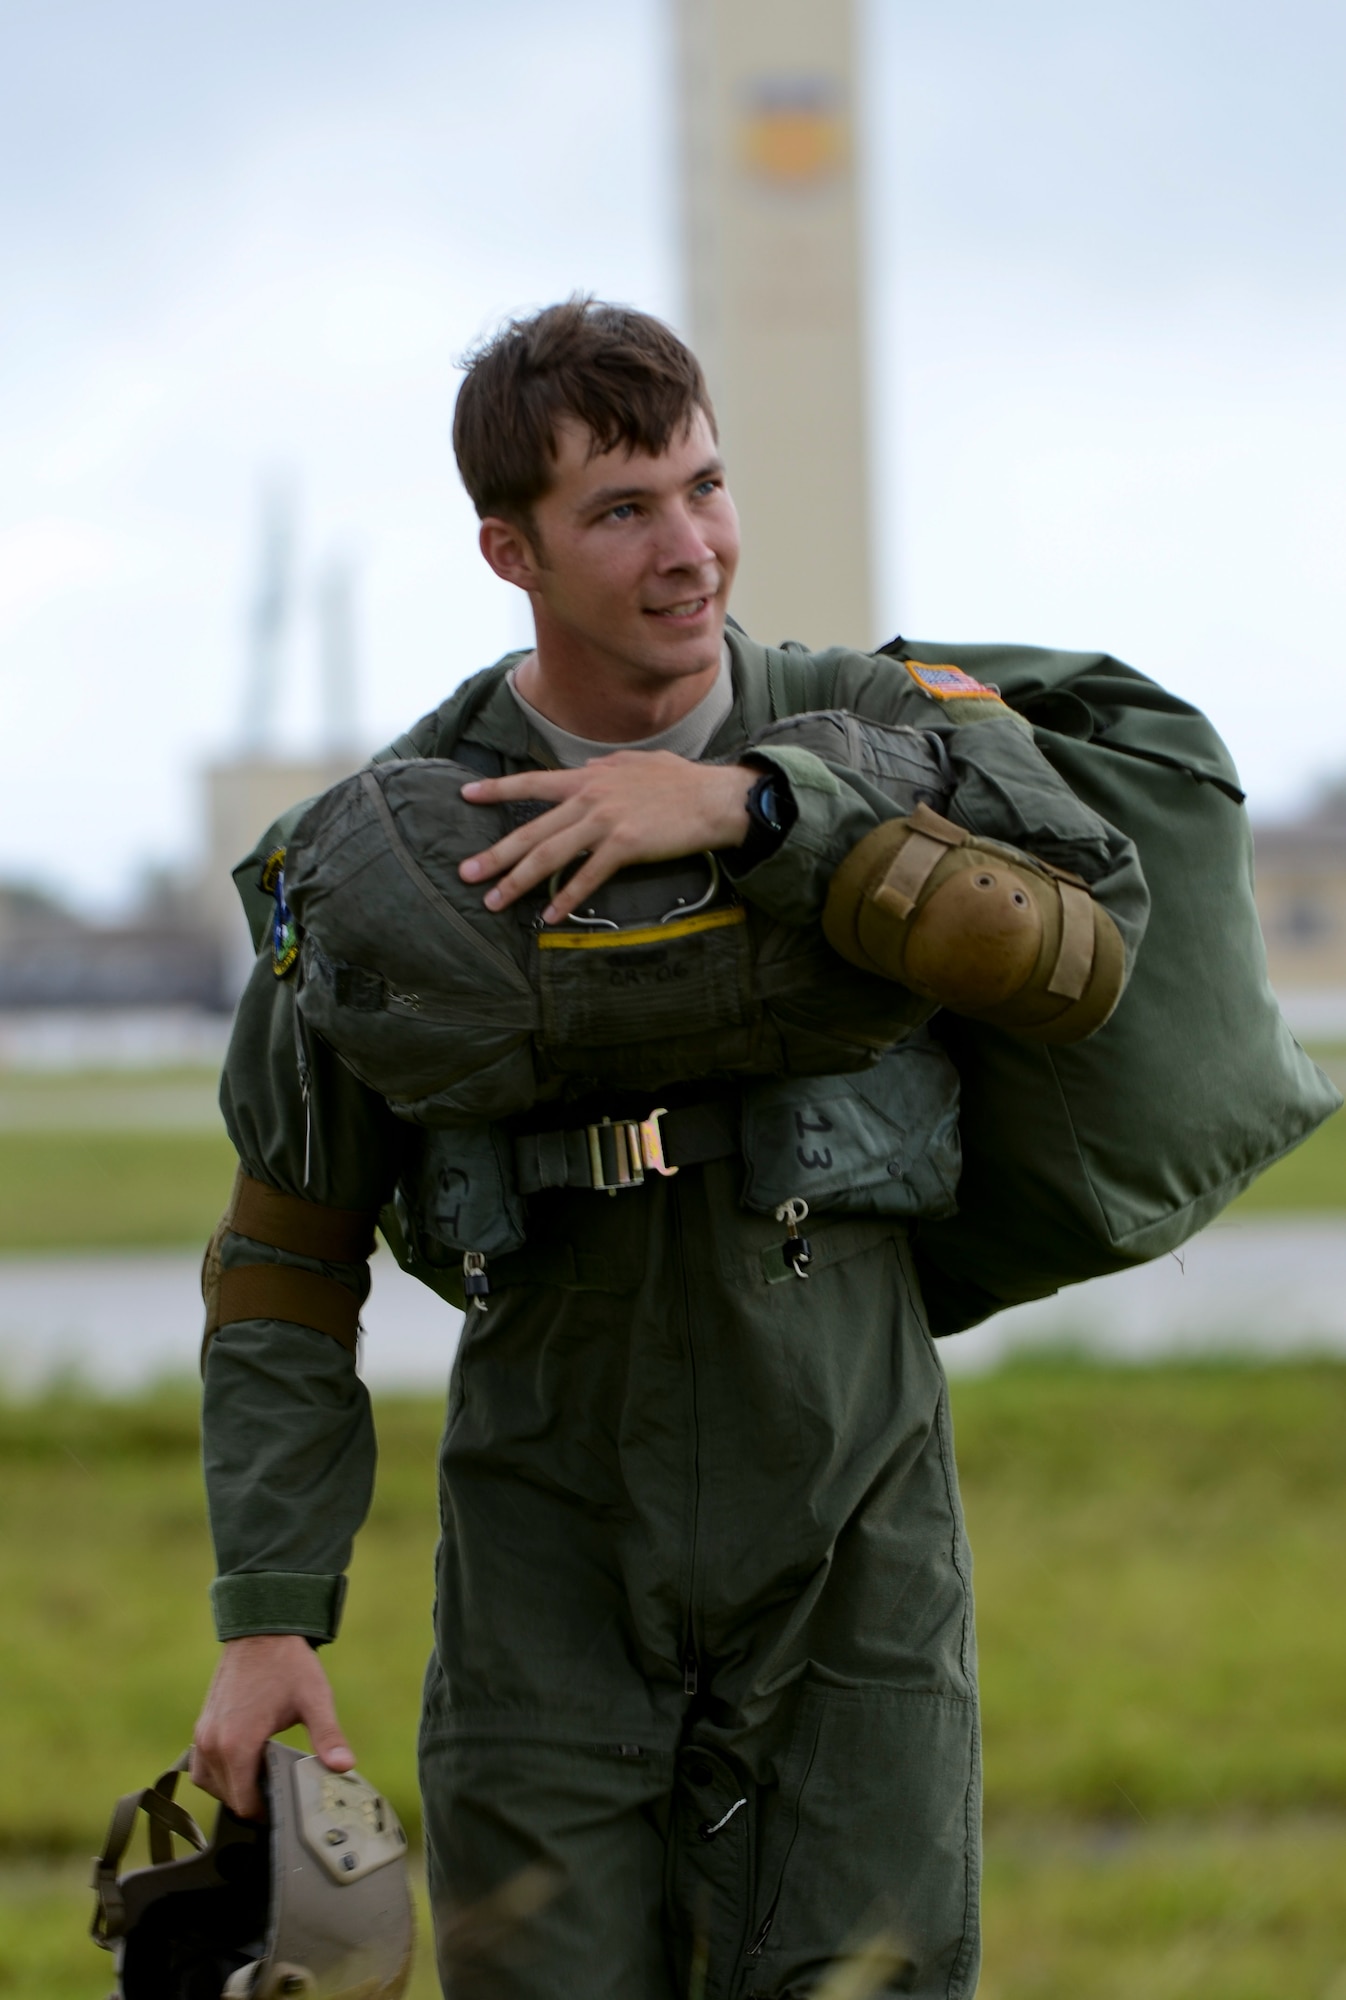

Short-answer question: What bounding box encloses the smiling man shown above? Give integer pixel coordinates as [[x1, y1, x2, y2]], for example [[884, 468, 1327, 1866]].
[[462, 404, 760, 928], [191, 299, 1146, 1999]]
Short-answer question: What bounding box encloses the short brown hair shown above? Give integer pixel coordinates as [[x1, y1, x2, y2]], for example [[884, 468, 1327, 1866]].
[[453, 297, 716, 528]]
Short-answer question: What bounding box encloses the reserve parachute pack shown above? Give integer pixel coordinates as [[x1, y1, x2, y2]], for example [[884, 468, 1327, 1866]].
[[271, 711, 975, 1261], [276, 710, 951, 1122]]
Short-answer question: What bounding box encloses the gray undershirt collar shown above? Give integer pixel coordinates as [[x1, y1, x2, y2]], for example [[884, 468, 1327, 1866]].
[[507, 644, 733, 770]]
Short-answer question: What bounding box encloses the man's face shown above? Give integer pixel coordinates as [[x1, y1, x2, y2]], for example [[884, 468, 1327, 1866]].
[[515, 407, 740, 683]]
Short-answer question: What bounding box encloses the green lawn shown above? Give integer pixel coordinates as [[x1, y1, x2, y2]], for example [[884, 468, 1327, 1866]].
[[979, 1817, 1346, 1999], [0, 1130, 237, 1249], [2, 1363, 1346, 1997], [0, 1067, 235, 1250], [14, 1821, 1346, 2000]]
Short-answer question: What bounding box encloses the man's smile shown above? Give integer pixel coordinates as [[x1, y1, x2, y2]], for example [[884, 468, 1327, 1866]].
[[645, 595, 711, 620]]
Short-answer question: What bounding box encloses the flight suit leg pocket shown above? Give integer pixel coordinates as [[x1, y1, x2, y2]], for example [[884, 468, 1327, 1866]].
[[419, 1729, 677, 2000], [741, 1683, 981, 2000], [667, 1741, 758, 2000]]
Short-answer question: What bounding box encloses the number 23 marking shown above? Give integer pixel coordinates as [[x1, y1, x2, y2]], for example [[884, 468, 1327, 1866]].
[[793, 1108, 834, 1171]]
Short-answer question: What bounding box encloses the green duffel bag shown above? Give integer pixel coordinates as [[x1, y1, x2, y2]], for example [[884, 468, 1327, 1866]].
[[878, 639, 1343, 1334]]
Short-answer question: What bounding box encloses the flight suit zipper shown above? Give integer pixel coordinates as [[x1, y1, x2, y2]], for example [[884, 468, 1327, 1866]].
[[672, 1178, 704, 1701], [747, 1909, 775, 1956]]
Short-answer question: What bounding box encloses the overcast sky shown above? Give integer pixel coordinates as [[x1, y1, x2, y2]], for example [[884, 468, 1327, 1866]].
[[2, 0, 1343, 911]]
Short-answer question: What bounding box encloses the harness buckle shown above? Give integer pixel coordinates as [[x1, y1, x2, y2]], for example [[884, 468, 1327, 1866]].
[[586, 1117, 644, 1194], [584, 1109, 680, 1194], [639, 1107, 679, 1179]]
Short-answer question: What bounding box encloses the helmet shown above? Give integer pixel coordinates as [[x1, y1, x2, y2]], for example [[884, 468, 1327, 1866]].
[[91, 1741, 414, 1999]]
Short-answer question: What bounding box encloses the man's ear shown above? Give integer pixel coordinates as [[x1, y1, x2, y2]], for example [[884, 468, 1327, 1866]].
[[479, 516, 542, 591]]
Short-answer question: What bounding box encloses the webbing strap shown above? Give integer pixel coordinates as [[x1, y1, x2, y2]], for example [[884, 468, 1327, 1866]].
[[232, 1174, 377, 1263], [215, 1265, 361, 1353], [91, 1752, 203, 1945], [514, 1099, 737, 1194], [1048, 881, 1097, 999], [874, 805, 968, 920], [764, 643, 838, 722]]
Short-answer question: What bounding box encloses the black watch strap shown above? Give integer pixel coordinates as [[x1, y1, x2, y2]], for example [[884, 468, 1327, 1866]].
[[723, 764, 797, 875]]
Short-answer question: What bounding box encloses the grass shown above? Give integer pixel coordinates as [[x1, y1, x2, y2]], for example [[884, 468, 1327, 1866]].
[[0, 1131, 237, 1249], [955, 1359, 1346, 1818], [0, 1065, 234, 1251], [979, 1817, 1346, 1999], [14, 1820, 1346, 2000], [2, 1363, 1346, 1995]]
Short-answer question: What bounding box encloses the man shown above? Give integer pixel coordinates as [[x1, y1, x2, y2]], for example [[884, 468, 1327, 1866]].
[[192, 299, 1145, 1998]]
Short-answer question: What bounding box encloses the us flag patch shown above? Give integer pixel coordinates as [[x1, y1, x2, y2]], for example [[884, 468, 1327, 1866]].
[[904, 661, 1001, 702]]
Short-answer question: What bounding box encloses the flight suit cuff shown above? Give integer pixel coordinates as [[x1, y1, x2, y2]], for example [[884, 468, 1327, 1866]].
[[725, 745, 878, 925], [211, 1571, 348, 1644]]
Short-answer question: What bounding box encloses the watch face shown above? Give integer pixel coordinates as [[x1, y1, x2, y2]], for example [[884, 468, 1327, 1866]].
[[754, 778, 782, 832]]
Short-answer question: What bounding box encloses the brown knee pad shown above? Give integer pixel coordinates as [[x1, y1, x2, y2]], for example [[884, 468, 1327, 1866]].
[[823, 804, 1126, 1043]]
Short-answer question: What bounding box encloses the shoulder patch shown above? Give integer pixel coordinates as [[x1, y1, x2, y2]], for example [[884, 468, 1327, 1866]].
[[258, 846, 299, 977], [903, 661, 1003, 703]]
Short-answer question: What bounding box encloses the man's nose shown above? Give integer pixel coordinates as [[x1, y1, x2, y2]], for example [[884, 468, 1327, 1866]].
[[655, 503, 717, 572]]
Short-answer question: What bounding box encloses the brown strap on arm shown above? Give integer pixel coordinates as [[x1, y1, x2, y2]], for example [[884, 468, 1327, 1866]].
[[214, 1265, 362, 1354], [232, 1175, 378, 1262], [200, 1169, 377, 1369]]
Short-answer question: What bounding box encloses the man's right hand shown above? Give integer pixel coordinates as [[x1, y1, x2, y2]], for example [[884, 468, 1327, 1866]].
[[191, 1633, 356, 1821]]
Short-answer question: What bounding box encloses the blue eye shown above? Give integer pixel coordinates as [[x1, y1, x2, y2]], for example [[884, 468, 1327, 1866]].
[[608, 503, 636, 521]]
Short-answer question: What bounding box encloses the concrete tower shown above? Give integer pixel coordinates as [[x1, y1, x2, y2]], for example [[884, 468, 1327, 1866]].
[[676, 0, 873, 650]]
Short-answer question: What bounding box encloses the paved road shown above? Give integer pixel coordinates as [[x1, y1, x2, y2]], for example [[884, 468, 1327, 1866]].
[[1, 1217, 1344, 1395], [942, 1215, 1346, 1372]]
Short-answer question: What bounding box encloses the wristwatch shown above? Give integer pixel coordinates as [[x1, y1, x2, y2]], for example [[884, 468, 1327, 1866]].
[[724, 764, 796, 875]]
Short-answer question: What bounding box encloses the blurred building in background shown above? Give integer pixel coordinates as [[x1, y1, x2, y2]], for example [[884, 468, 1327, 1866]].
[[0, 500, 366, 1063], [0, 883, 219, 1011], [677, 0, 873, 650], [0, 876, 229, 1068], [1253, 787, 1346, 1038]]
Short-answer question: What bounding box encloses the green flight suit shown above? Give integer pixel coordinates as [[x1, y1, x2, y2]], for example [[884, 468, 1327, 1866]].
[[202, 629, 1146, 1999]]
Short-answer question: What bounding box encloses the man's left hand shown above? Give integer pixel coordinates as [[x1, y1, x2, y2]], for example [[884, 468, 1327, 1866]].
[[459, 752, 756, 924]]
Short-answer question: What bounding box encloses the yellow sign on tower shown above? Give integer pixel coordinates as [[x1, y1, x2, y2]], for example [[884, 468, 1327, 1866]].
[[676, 0, 873, 651], [739, 77, 849, 185]]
